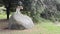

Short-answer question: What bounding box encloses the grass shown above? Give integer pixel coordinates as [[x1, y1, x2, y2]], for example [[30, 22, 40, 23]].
[[0, 12, 12, 19], [37, 23, 60, 34], [0, 21, 60, 34], [0, 14, 7, 19]]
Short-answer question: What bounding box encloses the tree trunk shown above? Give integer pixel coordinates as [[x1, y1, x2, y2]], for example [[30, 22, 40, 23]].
[[6, 3, 10, 20], [6, 7, 10, 20]]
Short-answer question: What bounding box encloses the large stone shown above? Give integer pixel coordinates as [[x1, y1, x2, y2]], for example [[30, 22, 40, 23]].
[[8, 9, 34, 30]]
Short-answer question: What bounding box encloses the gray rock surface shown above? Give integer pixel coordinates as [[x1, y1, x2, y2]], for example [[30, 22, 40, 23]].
[[8, 6, 34, 30]]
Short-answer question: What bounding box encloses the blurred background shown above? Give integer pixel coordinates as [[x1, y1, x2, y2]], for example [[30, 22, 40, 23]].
[[1, 0, 60, 23], [0, 0, 60, 34]]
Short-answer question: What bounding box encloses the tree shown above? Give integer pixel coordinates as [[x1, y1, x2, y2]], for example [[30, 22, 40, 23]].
[[0, 0, 24, 19], [0, 0, 43, 22], [30, 0, 43, 22], [40, 0, 60, 22]]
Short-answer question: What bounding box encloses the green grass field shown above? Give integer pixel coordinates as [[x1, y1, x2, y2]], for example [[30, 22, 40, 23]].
[[36, 23, 60, 34], [0, 14, 6, 19], [0, 14, 60, 34]]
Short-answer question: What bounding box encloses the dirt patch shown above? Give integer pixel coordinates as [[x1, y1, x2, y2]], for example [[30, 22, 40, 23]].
[[0, 19, 41, 34], [0, 19, 8, 30]]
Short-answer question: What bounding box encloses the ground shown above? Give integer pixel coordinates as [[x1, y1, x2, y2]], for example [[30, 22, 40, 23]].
[[0, 12, 60, 34], [0, 19, 60, 34]]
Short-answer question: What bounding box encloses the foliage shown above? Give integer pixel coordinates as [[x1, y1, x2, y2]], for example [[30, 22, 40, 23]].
[[40, 0, 60, 22], [1, 0, 60, 23], [21, 0, 43, 23]]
